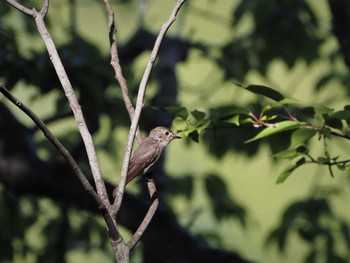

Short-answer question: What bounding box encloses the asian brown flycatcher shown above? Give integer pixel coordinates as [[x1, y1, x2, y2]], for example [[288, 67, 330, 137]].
[[113, 126, 180, 195]]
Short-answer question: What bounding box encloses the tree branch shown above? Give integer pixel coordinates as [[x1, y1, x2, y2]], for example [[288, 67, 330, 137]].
[[20, 1, 109, 206], [127, 179, 159, 251], [112, 0, 187, 214], [5, 0, 35, 17], [102, 0, 143, 144]]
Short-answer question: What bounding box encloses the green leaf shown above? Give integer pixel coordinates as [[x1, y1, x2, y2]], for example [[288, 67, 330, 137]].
[[330, 109, 350, 121], [196, 119, 210, 133], [272, 98, 301, 106], [183, 125, 202, 142], [224, 114, 240, 126], [320, 127, 332, 138], [191, 110, 206, 121], [273, 146, 308, 159], [276, 157, 305, 184], [246, 120, 302, 143], [161, 106, 188, 119], [244, 84, 285, 101], [273, 148, 300, 159], [172, 117, 187, 130], [325, 117, 343, 130], [183, 125, 197, 136], [291, 128, 317, 147], [315, 106, 334, 118], [337, 163, 350, 173], [188, 130, 199, 142], [261, 115, 278, 122]]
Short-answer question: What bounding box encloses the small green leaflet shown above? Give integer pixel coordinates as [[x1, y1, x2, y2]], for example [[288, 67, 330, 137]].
[[276, 157, 306, 184], [273, 145, 308, 159], [191, 110, 206, 121]]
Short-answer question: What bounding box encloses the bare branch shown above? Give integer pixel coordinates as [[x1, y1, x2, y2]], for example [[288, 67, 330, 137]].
[[127, 179, 159, 251], [39, 0, 49, 17], [112, 0, 187, 214], [5, 0, 34, 17], [27, 5, 110, 206], [102, 0, 143, 144]]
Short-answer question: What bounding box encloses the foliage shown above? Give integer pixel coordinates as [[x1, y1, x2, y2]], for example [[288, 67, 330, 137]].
[[171, 85, 350, 183]]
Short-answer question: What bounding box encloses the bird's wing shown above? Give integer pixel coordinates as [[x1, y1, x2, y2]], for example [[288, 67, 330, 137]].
[[126, 139, 161, 185]]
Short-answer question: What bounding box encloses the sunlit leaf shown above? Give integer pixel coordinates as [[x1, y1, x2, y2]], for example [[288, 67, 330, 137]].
[[224, 114, 240, 126], [315, 106, 334, 118], [183, 125, 200, 142], [291, 128, 317, 147], [273, 146, 308, 159], [172, 117, 187, 130], [246, 121, 302, 143]]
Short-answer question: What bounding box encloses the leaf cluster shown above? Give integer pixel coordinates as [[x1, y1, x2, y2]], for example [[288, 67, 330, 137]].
[[170, 84, 350, 183]]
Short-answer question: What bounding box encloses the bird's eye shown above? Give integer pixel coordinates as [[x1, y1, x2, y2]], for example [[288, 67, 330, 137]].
[[165, 131, 169, 136]]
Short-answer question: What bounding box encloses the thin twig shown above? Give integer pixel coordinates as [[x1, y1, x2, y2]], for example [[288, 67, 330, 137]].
[[127, 179, 159, 250], [112, 0, 187, 215], [102, 0, 143, 144]]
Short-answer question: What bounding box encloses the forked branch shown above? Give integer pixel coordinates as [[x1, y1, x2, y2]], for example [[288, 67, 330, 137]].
[[112, 0, 187, 214]]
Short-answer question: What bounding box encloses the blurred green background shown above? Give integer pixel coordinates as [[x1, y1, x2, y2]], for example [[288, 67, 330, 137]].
[[0, 0, 349, 262]]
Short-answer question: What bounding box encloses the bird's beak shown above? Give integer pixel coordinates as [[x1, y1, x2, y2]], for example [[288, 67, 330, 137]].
[[174, 134, 181, 139]]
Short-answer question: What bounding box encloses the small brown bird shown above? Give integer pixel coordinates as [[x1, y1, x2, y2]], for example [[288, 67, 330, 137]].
[[114, 126, 180, 194]]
